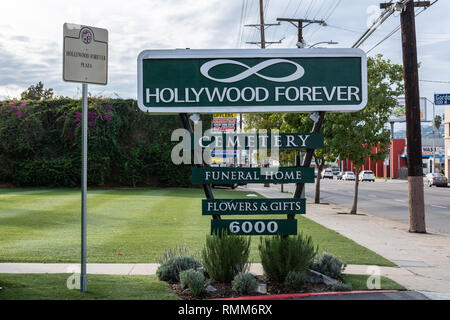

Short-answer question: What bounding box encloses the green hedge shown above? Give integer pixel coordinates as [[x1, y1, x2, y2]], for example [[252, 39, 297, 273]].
[[0, 98, 208, 187]]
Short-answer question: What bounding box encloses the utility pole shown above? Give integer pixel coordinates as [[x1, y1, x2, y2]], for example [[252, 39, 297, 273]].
[[390, 121, 395, 179], [275, 17, 326, 202], [432, 99, 436, 173], [245, 0, 282, 48], [258, 0, 266, 48], [380, 0, 430, 233], [276, 18, 326, 48]]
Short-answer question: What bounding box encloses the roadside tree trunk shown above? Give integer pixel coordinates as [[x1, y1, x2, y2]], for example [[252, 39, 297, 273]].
[[351, 167, 361, 214], [315, 157, 325, 204]]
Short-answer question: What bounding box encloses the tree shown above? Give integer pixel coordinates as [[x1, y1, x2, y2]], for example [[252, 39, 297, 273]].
[[246, 112, 337, 203], [281, 113, 336, 204], [245, 55, 403, 210], [434, 115, 442, 138], [20, 81, 54, 100], [325, 55, 404, 214]]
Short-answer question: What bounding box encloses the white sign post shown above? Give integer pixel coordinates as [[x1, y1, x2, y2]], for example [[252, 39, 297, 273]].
[[63, 23, 108, 293]]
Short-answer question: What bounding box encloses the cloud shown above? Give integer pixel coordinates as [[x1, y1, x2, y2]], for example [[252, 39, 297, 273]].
[[0, 0, 448, 103]]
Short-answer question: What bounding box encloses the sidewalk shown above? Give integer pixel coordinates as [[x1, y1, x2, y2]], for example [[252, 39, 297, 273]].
[[0, 262, 401, 277], [243, 184, 450, 296]]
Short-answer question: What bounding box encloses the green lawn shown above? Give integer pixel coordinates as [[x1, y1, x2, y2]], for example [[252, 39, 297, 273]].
[[0, 273, 404, 300], [0, 274, 178, 300], [0, 188, 394, 266], [342, 274, 405, 291]]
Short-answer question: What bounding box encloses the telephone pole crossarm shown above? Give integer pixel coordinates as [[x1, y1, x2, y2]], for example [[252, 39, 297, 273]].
[[380, 1, 430, 9], [244, 22, 280, 29], [276, 17, 326, 47]]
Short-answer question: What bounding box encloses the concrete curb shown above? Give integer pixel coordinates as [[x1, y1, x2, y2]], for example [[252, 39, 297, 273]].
[[210, 290, 399, 300]]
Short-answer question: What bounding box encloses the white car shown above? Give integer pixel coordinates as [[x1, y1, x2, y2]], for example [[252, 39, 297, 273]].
[[359, 170, 375, 182], [321, 168, 334, 179], [342, 171, 356, 181]]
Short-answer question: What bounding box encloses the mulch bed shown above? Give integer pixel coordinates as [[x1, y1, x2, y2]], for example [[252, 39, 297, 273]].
[[169, 275, 333, 300]]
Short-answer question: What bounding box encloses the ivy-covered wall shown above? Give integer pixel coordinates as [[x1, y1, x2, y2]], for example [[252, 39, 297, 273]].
[[0, 98, 206, 188]]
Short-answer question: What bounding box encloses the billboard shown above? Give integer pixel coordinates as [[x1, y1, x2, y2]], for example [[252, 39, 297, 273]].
[[389, 97, 427, 122], [212, 113, 237, 132]]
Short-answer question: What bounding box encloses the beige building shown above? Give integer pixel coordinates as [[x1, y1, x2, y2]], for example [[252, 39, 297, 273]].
[[445, 105, 450, 180]]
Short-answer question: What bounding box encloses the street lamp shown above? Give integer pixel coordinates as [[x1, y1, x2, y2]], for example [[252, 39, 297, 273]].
[[308, 40, 339, 48]]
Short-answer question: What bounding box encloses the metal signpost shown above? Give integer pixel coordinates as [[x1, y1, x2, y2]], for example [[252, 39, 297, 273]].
[[63, 23, 108, 292], [137, 48, 367, 237]]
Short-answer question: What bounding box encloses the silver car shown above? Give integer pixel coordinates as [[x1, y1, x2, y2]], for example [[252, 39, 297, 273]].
[[424, 173, 448, 187]]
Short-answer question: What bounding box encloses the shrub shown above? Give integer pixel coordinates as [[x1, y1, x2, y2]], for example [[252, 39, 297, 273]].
[[259, 234, 317, 283], [331, 283, 352, 292], [202, 232, 251, 283], [156, 256, 201, 283], [310, 252, 346, 279], [284, 271, 307, 292], [0, 98, 212, 187], [179, 269, 210, 297], [232, 272, 259, 295]]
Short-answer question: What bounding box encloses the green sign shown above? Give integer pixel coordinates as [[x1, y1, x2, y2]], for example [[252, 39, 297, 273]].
[[137, 49, 367, 114], [211, 219, 297, 236], [193, 133, 323, 150], [203, 198, 305, 215], [192, 167, 314, 184]]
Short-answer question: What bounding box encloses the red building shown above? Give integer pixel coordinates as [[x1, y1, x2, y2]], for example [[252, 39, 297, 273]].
[[339, 139, 407, 178]]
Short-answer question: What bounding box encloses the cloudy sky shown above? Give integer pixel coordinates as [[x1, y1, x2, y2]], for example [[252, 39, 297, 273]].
[[0, 0, 448, 119]]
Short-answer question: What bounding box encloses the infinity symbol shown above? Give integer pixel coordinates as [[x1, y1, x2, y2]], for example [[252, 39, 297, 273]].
[[200, 59, 305, 83]]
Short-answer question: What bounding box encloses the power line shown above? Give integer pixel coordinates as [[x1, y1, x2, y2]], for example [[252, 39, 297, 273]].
[[245, 0, 282, 48], [366, 0, 439, 53], [277, 0, 304, 47], [352, 0, 403, 48], [237, 0, 247, 47], [324, 0, 342, 21], [306, 0, 342, 42], [304, 0, 315, 19], [420, 79, 450, 84]]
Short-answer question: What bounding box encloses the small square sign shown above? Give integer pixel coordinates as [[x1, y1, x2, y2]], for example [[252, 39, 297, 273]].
[[63, 23, 108, 85]]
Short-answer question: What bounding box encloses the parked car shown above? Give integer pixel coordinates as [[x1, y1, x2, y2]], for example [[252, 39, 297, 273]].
[[336, 171, 344, 180], [321, 168, 334, 179], [342, 171, 356, 181], [424, 173, 448, 187], [331, 168, 340, 176], [359, 170, 375, 182]]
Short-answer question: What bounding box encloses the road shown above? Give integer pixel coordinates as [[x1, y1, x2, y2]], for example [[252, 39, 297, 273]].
[[284, 179, 450, 234]]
